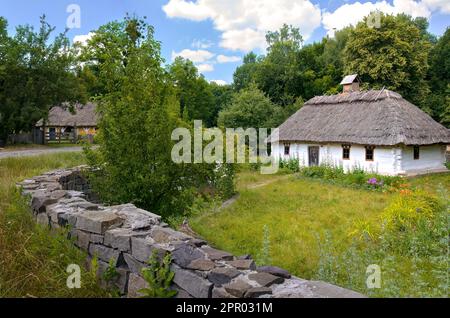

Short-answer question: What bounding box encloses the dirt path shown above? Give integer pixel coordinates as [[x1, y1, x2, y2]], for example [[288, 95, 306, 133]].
[[0, 146, 86, 159]]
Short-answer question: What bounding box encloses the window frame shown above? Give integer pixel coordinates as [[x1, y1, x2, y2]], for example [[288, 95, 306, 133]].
[[365, 146, 375, 161], [284, 143, 290, 156], [342, 144, 351, 160], [413, 146, 420, 160]]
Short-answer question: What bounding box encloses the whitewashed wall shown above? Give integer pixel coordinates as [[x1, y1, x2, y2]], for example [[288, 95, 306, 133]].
[[401, 144, 446, 173], [272, 142, 447, 175]]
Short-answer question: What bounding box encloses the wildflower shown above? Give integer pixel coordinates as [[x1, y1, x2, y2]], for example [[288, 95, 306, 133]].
[[367, 178, 378, 185]]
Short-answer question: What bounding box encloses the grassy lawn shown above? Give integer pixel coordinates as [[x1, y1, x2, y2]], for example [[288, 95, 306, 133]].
[[190, 170, 449, 295], [0, 153, 108, 297]]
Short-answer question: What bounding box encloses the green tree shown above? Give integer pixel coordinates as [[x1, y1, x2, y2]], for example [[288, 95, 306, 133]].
[[0, 16, 85, 143], [209, 82, 233, 126], [168, 57, 215, 126], [255, 24, 304, 106], [84, 17, 193, 217], [426, 28, 450, 127], [343, 13, 432, 107], [233, 52, 259, 91], [218, 84, 284, 129]]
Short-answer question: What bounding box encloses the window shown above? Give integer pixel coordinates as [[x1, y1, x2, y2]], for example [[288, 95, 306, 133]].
[[342, 144, 351, 160], [414, 146, 420, 160], [284, 144, 290, 155], [365, 146, 375, 161]]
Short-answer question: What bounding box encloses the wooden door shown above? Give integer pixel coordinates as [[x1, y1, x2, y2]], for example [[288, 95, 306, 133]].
[[308, 146, 319, 166]]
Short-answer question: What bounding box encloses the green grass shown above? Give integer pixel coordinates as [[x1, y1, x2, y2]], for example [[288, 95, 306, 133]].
[[0, 153, 109, 297], [190, 170, 450, 295]]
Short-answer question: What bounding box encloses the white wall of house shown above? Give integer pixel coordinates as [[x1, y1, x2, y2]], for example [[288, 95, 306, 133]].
[[401, 144, 446, 173], [271, 142, 447, 175]]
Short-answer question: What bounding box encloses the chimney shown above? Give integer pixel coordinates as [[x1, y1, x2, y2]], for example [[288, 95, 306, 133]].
[[340, 74, 360, 93]]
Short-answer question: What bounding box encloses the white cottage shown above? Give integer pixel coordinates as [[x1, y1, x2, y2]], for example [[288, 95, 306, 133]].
[[270, 76, 450, 176]]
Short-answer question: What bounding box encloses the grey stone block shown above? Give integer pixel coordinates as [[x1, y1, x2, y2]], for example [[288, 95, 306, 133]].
[[202, 246, 233, 261], [248, 272, 284, 287], [208, 268, 241, 286], [127, 273, 148, 298], [172, 243, 206, 268], [89, 243, 120, 264], [172, 265, 213, 298], [257, 266, 291, 279], [224, 279, 252, 298], [76, 210, 123, 234]]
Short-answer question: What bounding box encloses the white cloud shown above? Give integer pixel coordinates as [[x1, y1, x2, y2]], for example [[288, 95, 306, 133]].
[[197, 63, 214, 72], [171, 49, 215, 63], [322, 0, 433, 36], [192, 39, 214, 49], [163, 0, 213, 21], [210, 79, 227, 85], [217, 54, 241, 63], [422, 0, 450, 14], [162, 0, 322, 52], [73, 32, 95, 46]]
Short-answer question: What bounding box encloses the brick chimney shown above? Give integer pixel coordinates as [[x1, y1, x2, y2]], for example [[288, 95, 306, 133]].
[[340, 74, 360, 93]]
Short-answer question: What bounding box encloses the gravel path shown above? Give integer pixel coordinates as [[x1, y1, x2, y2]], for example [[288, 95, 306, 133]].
[[0, 146, 86, 159]]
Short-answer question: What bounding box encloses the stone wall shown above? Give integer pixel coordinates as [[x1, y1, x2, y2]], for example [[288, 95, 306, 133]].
[[17, 167, 365, 298]]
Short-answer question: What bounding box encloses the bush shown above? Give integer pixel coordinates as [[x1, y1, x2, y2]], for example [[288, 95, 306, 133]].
[[297, 164, 404, 192], [315, 187, 449, 297]]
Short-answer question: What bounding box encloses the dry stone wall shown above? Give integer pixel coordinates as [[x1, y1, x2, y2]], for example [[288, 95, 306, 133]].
[[18, 167, 365, 298]]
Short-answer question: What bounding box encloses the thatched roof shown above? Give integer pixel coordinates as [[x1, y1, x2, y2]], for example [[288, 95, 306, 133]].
[[271, 89, 450, 146], [36, 103, 98, 127]]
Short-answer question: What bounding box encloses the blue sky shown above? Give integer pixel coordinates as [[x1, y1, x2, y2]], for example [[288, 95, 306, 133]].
[[0, 0, 448, 84]]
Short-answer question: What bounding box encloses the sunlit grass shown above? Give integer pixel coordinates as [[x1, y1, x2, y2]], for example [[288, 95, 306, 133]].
[[0, 152, 109, 297]]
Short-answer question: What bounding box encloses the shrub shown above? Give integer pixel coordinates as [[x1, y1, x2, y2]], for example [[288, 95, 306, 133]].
[[316, 187, 449, 297], [298, 164, 404, 192], [139, 251, 177, 298]]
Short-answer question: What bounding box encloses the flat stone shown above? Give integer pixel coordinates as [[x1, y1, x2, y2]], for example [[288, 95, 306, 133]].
[[244, 287, 272, 298], [227, 259, 256, 270], [104, 228, 134, 252], [202, 246, 234, 261], [75, 230, 90, 251], [131, 236, 166, 263], [238, 254, 252, 260], [257, 266, 291, 279], [212, 287, 236, 298], [305, 281, 366, 298], [66, 200, 98, 210], [110, 204, 161, 230], [89, 244, 120, 264], [127, 273, 148, 298], [224, 280, 252, 298], [123, 253, 147, 274], [36, 213, 50, 227], [31, 190, 66, 213], [208, 267, 241, 286], [172, 243, 206, 268], [172, 264, 213, 298], [248, 272, 284, 287], [189, 238, 207, 247], [151, 226, 191, 243], [187, 259, 215, 271], [76, 210, 123, 234], [90, 233, 104, 244]]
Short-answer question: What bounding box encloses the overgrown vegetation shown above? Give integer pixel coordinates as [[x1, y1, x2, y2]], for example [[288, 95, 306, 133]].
[[0, 153, 108, 297], [315, 188, 449, 297], [190, 169, 449, 297], [139, 250, 177, 298], [82, 17, 235, 219]]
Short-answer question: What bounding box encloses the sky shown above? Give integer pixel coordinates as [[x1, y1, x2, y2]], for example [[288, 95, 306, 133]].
[[0, 0, 449, 84]]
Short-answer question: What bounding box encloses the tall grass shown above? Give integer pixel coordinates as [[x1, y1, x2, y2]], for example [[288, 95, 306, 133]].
[[0, 153, 109, 297]]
